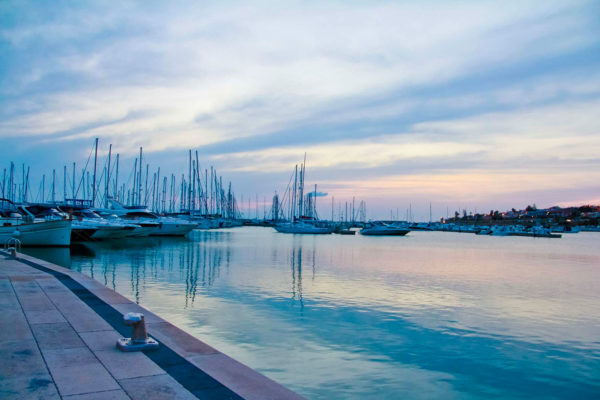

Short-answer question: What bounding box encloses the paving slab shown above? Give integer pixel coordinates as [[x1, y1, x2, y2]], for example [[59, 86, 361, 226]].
[[24, 309, 67, 325], [119, 374, 197, 400], [63, 389, 131, 400], [42, 347, 121, 396], [31, 322, 85, 350], [0, 309, 34, 342], [95, 349, 165, 380], [80, 329, 122, 351], [0, 373, 60, 400], [11, 280, 56, 312], [0, 339, 49, 379]]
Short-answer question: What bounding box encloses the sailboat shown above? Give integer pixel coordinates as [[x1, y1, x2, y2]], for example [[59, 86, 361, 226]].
[[274, 156, 334, 235]]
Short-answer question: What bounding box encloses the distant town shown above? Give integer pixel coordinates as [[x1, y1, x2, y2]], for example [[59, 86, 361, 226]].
[[442, 204, 600, 228]]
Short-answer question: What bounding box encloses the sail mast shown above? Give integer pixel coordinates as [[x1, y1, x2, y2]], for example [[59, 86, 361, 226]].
[[92, 137, 98, 207]]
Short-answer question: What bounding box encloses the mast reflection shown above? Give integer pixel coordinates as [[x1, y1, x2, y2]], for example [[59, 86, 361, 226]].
[[67, 232, 232, 307], [289, 237, 317, 312]]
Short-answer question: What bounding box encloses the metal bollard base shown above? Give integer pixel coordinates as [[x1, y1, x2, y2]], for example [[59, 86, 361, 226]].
[[116, 337, 159, 352]]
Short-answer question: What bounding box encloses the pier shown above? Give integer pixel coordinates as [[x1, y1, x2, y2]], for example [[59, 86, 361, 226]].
[[0, 250, 303, 400]]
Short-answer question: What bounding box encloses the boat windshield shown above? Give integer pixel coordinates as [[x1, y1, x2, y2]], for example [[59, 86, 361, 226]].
[[124, 211, 157, 219], [80, 210, 101, 219]]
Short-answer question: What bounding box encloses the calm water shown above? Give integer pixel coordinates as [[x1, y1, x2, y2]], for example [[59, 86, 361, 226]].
[[25, 228, 600, 399]]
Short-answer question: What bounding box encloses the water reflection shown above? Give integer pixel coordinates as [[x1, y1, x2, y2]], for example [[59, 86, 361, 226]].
[[21, 228, 600, 399], [288, 239, 318, 312], [62, 232, 232, 306]]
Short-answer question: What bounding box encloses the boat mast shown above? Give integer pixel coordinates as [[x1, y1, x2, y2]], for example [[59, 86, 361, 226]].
[[138, 147, 143, 206], [92, 137, 98, 207], [72, 162, 76, 203], [292, 164, 298, 221], [144, 163, 149, 206], [114, 154, 119, 202], [52, 169, 56, 202], [23, 166, 29, 202], [105, 144, 112, 207], [63, 166, 67, 202], [1, 168, 5, 199], [132, 158, 138, 206], [314, 184, 317, 220], [9, 162, 14, 202]]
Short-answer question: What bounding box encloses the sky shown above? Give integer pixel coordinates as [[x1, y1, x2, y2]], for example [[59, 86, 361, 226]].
[[1, 0, 599, 220]]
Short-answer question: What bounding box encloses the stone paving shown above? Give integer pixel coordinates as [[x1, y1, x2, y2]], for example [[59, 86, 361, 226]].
[[0, 252, 304, 400]]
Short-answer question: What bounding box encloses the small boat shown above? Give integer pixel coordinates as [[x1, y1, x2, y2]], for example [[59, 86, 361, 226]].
[[360, 223, 410, 236], [333, 226, 355, 235], [0, 199, 71, 246], [510, 226, 562, 238]]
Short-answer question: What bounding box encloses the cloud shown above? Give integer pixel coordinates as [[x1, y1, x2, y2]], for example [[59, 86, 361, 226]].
[[0, 0, 599, 216]]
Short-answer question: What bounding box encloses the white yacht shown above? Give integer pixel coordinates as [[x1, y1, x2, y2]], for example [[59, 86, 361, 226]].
[[360, 222, 410, 236], [0, 199, 71, 246], [107, 200, 197, 236], [70, 209, 138, 240]]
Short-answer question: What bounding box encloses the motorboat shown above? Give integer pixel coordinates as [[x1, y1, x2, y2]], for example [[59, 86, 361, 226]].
[[18, 203, 96, 242], [70, 209, 138, 240], [107, 200, 197, 236], [510, 225, 561, 238], [360, 222, 410, 236], [1, 199, 71, 246]]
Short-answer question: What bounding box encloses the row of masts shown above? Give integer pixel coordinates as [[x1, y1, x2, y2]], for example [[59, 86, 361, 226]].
[[1, 138, 368, 222], [270, 155, 367, 224], [0, 138, 240, 218]]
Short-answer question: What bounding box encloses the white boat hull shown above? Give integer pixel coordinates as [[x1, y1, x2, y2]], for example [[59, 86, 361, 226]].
[[126, 225, 158, 237], [0, 219, 72, 246], [91, 226, 132, 239], [150, 222, 197, 236]]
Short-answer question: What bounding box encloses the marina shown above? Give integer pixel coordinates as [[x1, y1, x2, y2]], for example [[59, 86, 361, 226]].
[[3, 2, 600, 398]]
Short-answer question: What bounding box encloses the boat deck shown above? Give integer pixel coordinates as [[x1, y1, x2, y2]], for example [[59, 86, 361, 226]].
[[0, 250, 303, 400]]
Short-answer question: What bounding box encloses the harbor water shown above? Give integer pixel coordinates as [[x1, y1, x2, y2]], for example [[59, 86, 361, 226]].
[[24, 227, 600, 399]]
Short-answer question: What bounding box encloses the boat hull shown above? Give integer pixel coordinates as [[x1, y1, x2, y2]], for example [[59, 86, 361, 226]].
[[150, 222, 197, 236], [0, 219, 72, 246]]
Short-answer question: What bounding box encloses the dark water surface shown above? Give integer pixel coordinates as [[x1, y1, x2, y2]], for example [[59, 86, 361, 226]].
[[24, 227, 600, 399]]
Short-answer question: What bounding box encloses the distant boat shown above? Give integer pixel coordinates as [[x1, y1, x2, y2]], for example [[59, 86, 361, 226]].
[[334, 226, 355, 235], [360, 223, 410, 236], [0, 199, 71, 246]]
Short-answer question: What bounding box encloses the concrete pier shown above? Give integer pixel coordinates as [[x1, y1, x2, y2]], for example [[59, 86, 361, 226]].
[[0, 250, 304, 400]]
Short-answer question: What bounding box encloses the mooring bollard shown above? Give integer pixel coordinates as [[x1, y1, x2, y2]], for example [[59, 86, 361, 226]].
[[116, 312, 159, 352]]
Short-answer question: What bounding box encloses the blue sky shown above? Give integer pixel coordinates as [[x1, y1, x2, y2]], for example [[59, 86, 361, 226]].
[[1, 0, 599, 219]]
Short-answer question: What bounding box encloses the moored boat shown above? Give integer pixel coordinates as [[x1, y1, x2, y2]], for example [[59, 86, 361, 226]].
[[0, 199, 71, 246], [360, 223, 410, 236]]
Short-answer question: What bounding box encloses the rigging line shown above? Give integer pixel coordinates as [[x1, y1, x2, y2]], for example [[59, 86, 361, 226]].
[[74, 140, 95, 198]]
